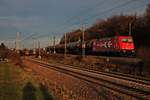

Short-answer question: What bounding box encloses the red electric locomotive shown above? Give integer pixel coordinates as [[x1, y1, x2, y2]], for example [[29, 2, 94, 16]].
[[47, 35, 135, 56], [91, 36, 135, 56]]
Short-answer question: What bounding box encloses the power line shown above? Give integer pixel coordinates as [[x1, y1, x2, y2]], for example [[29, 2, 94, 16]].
[[22, 33, 39, 41], [62, 0, 145, 30], [23, 0, 138, 40], [54, 0, 142, 35], [83, 0, 142, 23], [21, 0, 148, 48], [53, 0, 114, 33], [29, 1, 110, 38], [15, 32, 21, 50]]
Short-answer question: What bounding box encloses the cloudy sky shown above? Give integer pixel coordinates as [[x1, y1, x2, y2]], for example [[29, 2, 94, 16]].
[[0, 0, 149, 48]]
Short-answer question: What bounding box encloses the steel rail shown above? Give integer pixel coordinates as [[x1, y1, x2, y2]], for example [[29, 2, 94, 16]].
[[43, 59, 150, 85], [24, 58, 150, 99], [65, 63, 150, 85]]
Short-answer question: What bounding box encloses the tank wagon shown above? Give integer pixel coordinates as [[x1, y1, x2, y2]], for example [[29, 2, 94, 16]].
[[46, 36, 135, 56]]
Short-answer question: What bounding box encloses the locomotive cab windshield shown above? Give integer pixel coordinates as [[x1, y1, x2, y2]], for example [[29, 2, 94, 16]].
[[121, 38, 133, 43], [118, 36, 135, 55]]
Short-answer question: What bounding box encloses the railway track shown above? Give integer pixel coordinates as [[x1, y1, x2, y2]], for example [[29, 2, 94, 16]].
[[68, 64, 150, 84], [45, 59, 150, 84], [24, 57, 150, 99]]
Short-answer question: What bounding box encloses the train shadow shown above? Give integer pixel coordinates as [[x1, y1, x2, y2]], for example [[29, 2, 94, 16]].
[[22, 82, 37, 100], [39, 83, 53, 100]]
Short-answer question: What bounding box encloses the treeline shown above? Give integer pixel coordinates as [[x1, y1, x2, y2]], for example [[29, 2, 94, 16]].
[[60, 5, 150, 48], [0, 43, 9, 60], [0, 43, 20, 63]]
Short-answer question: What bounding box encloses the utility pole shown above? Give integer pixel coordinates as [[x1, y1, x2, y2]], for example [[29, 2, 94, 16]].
[[81, 24, 85, 57], [16, 32, 21, 53], [49, 36, 51, 47], [129, 22, 132, 36], [14, 41, 16, 50], [32, 37, 35, 49], [22, 44, 24, 49], [8, 41, 11, 49], [38, 41, 41, 59], [53, 34, 56, 54], [32, 37, 36, 55], [64, 32, 67, 58], [47, 36, 51, 54]]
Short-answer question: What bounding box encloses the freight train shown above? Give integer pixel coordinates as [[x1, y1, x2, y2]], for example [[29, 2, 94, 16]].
[[46, 35, 135, 56]]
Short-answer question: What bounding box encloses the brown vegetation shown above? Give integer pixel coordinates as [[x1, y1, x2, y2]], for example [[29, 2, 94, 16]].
[[0, 43, 9, 60], [60, 5, 150, 49], [0, 43, 21, 65], [59, 5, 150, 74]]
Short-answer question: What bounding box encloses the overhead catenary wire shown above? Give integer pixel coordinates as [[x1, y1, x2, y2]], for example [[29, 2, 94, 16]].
[[52, 0, 145, 35], [34, 0, 146, 47], [27, 0, 112, 40], [71, 0, 143, 25], [22, 0, 143, 40], [53, 0, 111, 32], [20, 0, 149, 48], [83, 0, 146, 24]]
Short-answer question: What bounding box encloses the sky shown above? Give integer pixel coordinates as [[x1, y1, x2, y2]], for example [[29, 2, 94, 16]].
[[0, 0, 149, 48]]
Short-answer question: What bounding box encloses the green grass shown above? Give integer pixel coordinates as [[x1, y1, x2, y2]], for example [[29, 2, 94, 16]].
[[0, 62, 54, 100], [0, 62, 22, 100]]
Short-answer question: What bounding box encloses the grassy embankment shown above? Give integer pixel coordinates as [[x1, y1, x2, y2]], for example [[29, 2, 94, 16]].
[[0, 61, 53, 100]]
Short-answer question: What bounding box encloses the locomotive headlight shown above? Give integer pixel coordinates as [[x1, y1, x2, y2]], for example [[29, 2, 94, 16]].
[[123, 50, 126, 52]]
